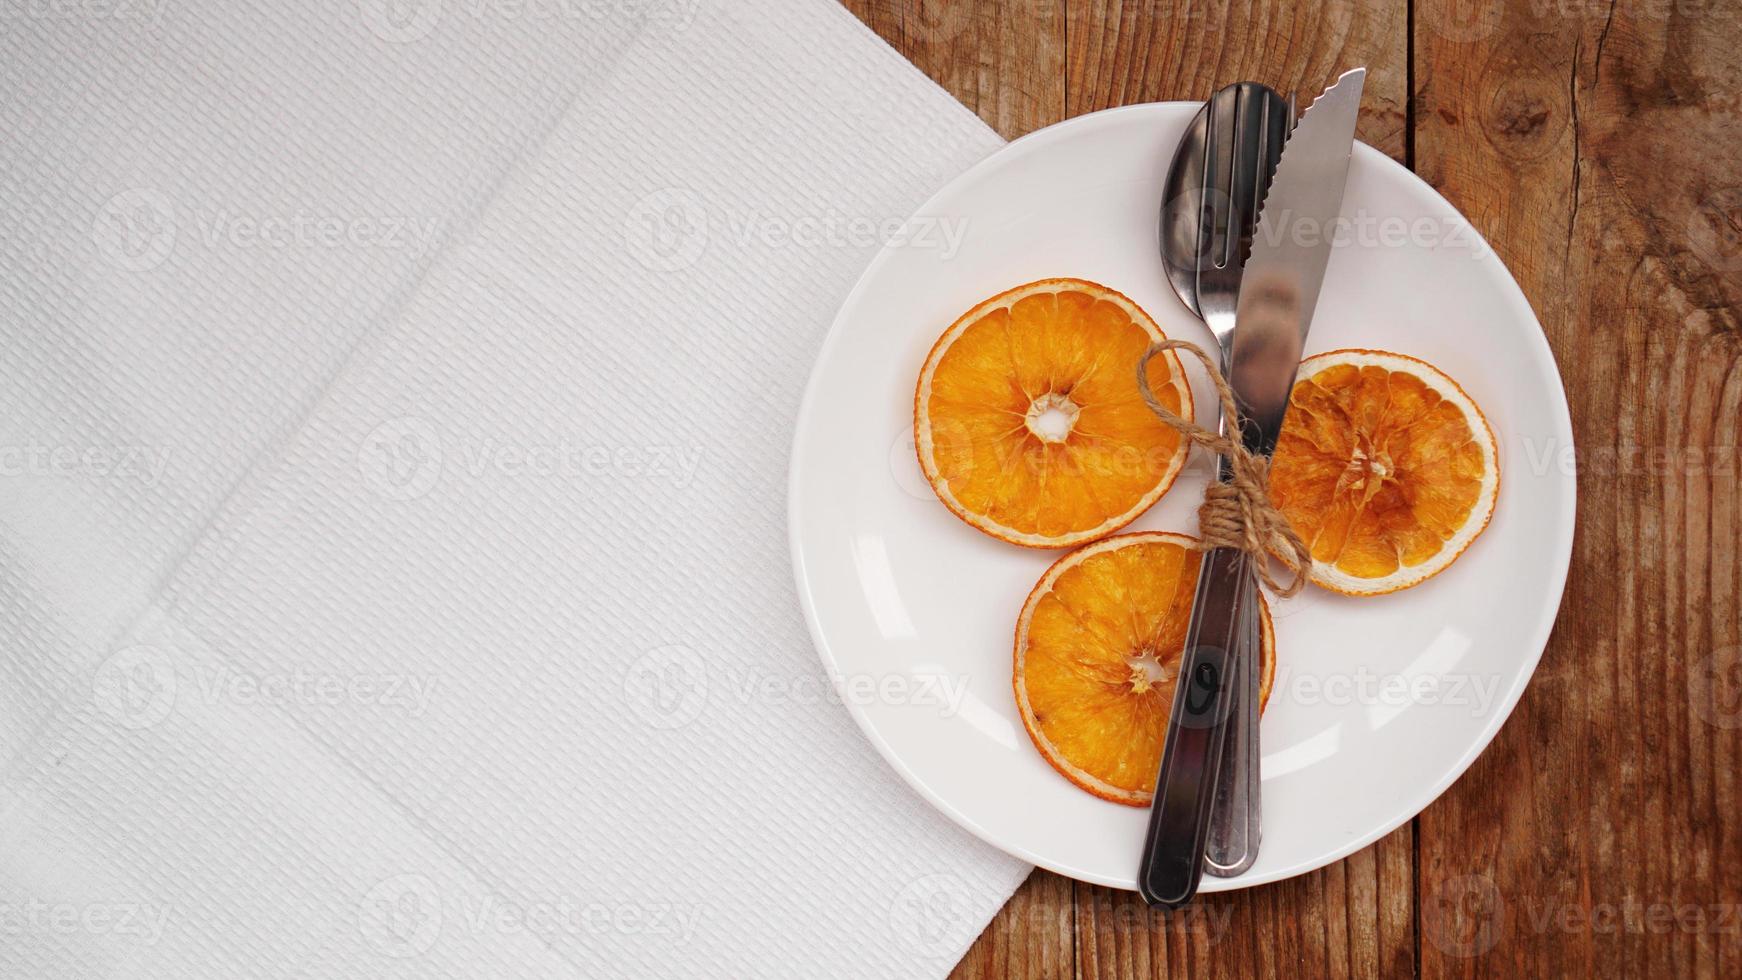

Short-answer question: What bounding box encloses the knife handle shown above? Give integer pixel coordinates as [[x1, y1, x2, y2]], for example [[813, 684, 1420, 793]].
[[1138, 545, 1248, 908], [1204, 574, 1262, 877]]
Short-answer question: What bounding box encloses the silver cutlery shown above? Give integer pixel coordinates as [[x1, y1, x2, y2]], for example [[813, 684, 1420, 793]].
[[1158, 80, 1294, 878], [1139, 67, 1367, 908]]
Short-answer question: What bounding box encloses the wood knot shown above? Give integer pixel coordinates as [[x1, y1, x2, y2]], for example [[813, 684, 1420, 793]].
[[1479, 66, 1569, 162]]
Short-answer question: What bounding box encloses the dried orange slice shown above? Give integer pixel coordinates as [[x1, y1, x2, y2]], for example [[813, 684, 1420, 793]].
[[1268, 349, 1499, 596], [914, 278, 1192, 549], [1013, 532, 1274, 806]]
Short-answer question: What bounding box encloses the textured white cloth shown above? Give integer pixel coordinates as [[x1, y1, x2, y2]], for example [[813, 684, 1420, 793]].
[[0, 1, 1028, 975]]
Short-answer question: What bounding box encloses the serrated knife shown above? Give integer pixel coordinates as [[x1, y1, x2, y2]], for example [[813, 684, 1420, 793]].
[[1138, 67, 1366, 908]]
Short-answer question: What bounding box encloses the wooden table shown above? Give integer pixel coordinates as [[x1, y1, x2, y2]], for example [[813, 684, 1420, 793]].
[[843, 1, 1742, 975]]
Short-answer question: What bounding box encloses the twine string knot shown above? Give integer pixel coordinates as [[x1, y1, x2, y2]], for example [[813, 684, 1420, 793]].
[[1137, 339, 1313, 598]]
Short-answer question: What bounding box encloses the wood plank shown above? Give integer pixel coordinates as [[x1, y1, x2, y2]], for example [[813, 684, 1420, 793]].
[[1076, 830, 1415, 979], [953, 871, 1079, 979], [1064, 0, 1410, 162], [840, 0, 1067, 138], [1414, 0, 1742, 976]]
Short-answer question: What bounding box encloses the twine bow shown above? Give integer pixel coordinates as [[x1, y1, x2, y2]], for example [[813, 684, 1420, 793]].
[[1137, 339, 1313, 598]]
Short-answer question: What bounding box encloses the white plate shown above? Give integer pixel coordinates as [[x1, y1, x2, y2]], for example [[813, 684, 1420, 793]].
[[788, 103, 1575, 891]]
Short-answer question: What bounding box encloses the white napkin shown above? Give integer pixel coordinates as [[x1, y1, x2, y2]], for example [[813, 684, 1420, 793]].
[[0, 1, 1030, 976]]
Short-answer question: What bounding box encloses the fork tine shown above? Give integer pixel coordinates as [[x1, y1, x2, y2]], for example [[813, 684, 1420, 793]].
[[1223, 88, 1239, 270], [1203, 86, 1240, 274], [1229, 84, 1265, 271], [1199, 91, 1216, 281]]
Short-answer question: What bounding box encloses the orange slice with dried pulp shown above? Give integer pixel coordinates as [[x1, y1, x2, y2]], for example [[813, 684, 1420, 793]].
[[914, 278, 1192, 549], [1268, 349, 1499, 596], [1013, 532, 1275, 806]]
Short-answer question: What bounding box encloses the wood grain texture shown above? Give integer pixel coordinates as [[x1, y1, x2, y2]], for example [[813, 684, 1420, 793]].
[[1076, 829, 1414, 979], [838, 0, 1066, 138], [842, 0, 1741, 976], [952, 870, 1078, 979], [1414, 0, 1742, 976], [1065, 0, 1409, 161]]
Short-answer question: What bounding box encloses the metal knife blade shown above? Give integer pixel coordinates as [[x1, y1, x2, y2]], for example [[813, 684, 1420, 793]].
[[1228, 67, 1366, 449]]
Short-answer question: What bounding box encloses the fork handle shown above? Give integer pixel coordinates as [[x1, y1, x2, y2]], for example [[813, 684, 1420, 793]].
[[1137, 545, 1248, 908]]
